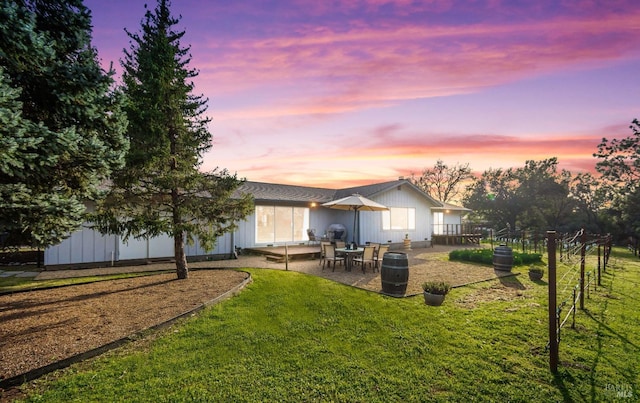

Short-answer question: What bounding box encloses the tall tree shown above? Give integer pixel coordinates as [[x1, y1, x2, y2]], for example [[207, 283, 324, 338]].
[[463, 158, 573, 232], [594, 119, 640, 195], [410, 160, 472, 203], [92, 0, 253, 279], [514, 159, 572, 231], [567, 172, 608, 234], [0, 0, 128, 248], [463, 167, 521, 230], [594, 119, 640, 241]]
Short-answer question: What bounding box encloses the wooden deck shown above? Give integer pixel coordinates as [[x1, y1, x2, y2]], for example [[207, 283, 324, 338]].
[[243, 245, 322, 262]]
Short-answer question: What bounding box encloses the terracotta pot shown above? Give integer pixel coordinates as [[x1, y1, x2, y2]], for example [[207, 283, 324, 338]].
[[423, 291, 446, 306]]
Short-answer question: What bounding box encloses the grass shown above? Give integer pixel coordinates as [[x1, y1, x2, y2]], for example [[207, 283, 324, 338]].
[[16, 249, 640, 402]]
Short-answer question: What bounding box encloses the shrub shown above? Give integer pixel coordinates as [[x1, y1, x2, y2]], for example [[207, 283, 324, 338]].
[[449, 248, 542, 266], [421, 281, 451, 295]]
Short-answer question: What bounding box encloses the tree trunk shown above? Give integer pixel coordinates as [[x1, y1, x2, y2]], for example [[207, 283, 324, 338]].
[[175, 230, 188, 279]]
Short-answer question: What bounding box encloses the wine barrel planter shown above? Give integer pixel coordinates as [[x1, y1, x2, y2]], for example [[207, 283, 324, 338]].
[[493, 245, 514, 271], [381, 252, 409, 296]]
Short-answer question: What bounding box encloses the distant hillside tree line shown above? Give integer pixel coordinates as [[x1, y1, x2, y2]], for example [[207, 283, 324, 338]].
[[415, 121, 640, 245]]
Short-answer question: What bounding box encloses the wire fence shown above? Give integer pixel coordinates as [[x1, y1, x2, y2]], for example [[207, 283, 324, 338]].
[[546, 230, 612, 373], [489, 227, 550, 254]]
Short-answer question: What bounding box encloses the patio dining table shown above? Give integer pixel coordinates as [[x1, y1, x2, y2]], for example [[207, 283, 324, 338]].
[[335, 247, 364, 271]]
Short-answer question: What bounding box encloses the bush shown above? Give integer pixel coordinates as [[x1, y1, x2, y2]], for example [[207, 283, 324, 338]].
[[449, 249, 494, 265], [421, 281, 451, 295], [449, 248, 542, 266]]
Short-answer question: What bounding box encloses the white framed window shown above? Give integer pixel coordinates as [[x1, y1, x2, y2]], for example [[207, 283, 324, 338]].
[[382, 207, 415, 231], [255, 206, 309, 244], [433, 212, 444, 235]]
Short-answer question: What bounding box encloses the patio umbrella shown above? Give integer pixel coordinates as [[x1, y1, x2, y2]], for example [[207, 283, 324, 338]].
[[322, 194, 388, 244]]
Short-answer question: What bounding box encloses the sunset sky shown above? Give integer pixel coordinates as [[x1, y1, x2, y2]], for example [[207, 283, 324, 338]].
[[85, 0, 640, 188]]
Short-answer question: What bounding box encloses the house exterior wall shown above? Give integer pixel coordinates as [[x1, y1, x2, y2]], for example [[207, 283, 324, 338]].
[[184, 232, 233, 257], [444, 212, 463, 226], [232, 213, 255, 248], [44, 180, 456, 266], [45, 226, 238, 266], [312, 209, 351, 241], [44, 225, 117, 266], [359, 184, 436, 245]]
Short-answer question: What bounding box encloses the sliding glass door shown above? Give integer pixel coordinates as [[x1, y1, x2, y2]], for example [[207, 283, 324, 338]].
[[255, 206, 310, 244]]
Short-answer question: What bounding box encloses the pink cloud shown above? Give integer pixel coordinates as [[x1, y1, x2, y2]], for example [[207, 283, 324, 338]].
[[195, 9, 640, 120]]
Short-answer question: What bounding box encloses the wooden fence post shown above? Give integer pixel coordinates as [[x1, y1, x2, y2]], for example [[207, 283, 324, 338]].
[[285, 243, 289, 271], [547, 231, 558, 373], [490, 229, 494, 250]]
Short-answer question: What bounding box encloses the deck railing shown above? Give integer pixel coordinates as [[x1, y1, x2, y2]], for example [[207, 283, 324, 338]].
[[431, 224, 483, 245]]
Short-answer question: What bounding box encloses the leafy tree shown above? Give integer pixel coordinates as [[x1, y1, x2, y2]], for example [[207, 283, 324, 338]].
[[463, 167, 521, 231], [595, 119, 640, 242], [0, 0, 128, 248], [621, 188, 640, 238], [566, 172, 608, 234], [463, 158, 573, 232], [92, 0, 253, 279], [515, 159, 573, 231], [410, 160, 472, 203], [594, 119, 640, 194]]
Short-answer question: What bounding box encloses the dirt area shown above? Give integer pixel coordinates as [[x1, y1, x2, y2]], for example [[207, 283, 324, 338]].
[[0, 245, 515, 398], [0, 270, 250, 388]]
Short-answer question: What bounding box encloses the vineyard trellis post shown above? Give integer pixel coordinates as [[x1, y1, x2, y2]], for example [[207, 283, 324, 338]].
[[547, 231, 614, 374], [547, 230, 558, 373], [580, 229, 586, 310], [598, 240, 602, 286]]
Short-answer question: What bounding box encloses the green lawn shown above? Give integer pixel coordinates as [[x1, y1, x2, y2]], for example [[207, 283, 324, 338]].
[[17, 249, 639, 402]]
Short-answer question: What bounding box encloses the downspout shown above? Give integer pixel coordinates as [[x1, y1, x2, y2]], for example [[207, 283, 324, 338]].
[[231, 230, 237, 259], [113, 236, 119, 266]]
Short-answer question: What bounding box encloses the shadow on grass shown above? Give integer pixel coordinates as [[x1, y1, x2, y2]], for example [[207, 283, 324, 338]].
[[496, 271, 526, 290], [552, 371, 575, 402]]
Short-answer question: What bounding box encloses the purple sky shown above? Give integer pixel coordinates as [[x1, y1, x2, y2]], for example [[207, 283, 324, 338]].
[[85, 0, 640, 188]]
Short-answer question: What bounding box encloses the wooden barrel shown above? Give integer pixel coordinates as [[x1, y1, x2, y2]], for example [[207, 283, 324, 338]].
[[381, 252, 409, 296], [493, 245, 514, 271]]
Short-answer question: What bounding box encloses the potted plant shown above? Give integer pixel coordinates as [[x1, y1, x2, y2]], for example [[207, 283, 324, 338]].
[[403, 233, 412, 250], [421, 281, 451, 306], [528, 266, 544, 281]]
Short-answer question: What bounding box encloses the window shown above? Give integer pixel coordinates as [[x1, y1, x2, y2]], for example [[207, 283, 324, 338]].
[[433, 212, 444, 235], [382, 207, 415, 231], [255, 206, 309, 244]]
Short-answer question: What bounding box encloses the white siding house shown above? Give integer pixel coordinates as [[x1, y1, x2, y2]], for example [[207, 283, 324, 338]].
[[44, 179, 468, 267]]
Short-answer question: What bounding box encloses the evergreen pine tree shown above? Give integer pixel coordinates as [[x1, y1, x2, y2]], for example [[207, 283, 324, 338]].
[[0, 0, 128, 248], [93, 0, 253, 279]]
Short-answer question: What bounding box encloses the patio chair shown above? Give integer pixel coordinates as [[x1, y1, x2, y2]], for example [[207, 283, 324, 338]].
[[319, 241, 332, 265], [307, 229, 320, 246], [353, 246, 376, 273], [374, 245, 389, 272], [334, 240, 346, 258], [321, 244, 344, 271]]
